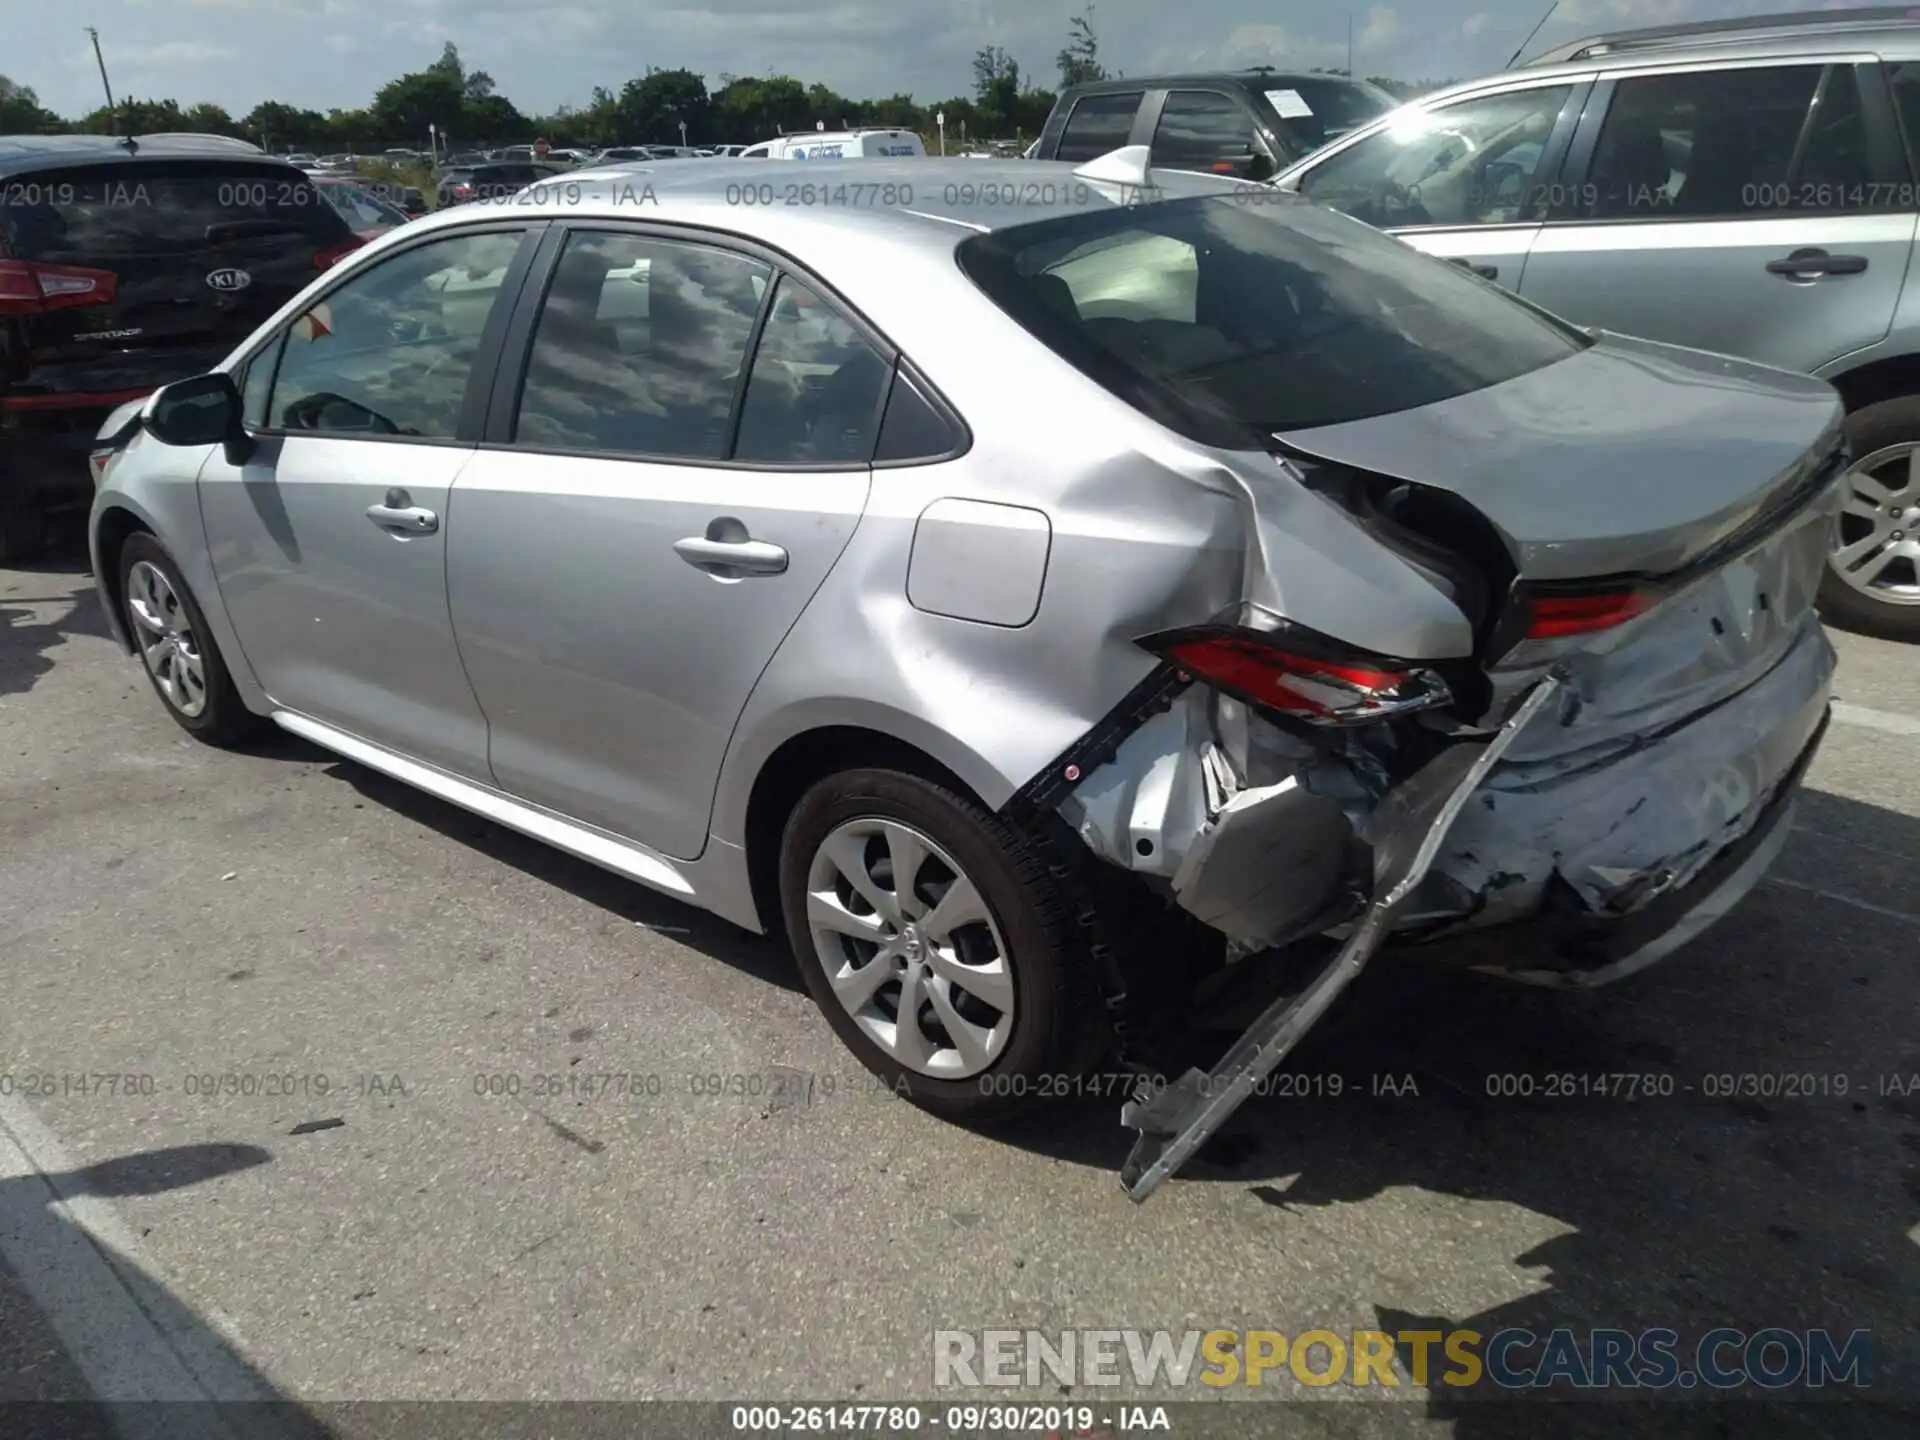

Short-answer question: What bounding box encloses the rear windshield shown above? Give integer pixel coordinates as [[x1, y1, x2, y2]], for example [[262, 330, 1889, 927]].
[[0, 161, 348, 261], [957, 195, 1588, 441]]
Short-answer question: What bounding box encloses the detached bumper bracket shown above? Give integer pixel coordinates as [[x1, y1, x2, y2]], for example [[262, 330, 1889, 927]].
[[1118, 674, 1564, 1203]]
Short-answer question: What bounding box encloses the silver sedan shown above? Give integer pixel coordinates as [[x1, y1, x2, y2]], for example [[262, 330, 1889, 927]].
[[88, 152, 1843, 1198]]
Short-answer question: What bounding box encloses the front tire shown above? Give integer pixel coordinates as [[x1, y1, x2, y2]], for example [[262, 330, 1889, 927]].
[[778, 769, 1108, 1120], [1820, 396, 1920, 641], [118, 533, 264, 746]]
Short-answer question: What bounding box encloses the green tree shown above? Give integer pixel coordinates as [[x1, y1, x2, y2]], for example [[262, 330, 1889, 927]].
[[180, 102, 236, 135], [613, 67, 711, 144], [711, 75, 811, 142], [368, 64, 465, 145], [240, 101, 329, 150], [80, 98, 185, 135], [1056, 4, 1106, 88], [972, 46, 1022, 132], [0, 75, 61, 133]]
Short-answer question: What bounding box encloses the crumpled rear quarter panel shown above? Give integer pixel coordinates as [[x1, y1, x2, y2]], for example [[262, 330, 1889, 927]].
[[1428, 492, 1840, 931]]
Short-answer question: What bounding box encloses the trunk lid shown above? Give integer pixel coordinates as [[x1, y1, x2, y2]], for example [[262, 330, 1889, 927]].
[[1272, 332, 1844, 583], [1, 158, 354, 399]]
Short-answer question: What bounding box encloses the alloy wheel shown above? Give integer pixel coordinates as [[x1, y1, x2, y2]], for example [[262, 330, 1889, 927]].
[[125, 560, 210, 718], [1833, 443, 1920, 607], [805, 817, 1015, 1079]]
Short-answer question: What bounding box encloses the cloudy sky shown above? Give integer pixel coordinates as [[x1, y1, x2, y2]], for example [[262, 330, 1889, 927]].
[[8, 0, 1893, 119]]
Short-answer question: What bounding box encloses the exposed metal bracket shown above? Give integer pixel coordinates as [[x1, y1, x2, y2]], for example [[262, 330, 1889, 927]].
[[1118, 674, 1564, 1203]]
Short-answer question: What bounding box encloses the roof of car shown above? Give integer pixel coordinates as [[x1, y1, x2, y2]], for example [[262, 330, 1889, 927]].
[[0, 133, 303, 179], [1058, 70, 1386, 96], [1520, 6, 1920, 68], [401, 154, 1277, 257]]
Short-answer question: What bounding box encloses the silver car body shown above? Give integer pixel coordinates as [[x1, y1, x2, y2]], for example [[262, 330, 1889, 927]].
[[89, 156, 1839, 1074]]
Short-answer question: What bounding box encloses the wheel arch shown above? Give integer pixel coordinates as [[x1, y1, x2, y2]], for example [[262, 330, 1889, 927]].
[[91, 503, 154, 653], [1826, 351, 1920, 416], [738, 724, 994, 936]]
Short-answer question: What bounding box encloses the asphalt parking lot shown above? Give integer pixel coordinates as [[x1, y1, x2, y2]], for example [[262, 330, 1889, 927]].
[[1, 521, 1916, 1437]]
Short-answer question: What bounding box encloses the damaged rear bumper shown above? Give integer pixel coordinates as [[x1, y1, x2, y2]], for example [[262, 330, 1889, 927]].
[[1391, 706, 1827, 989]]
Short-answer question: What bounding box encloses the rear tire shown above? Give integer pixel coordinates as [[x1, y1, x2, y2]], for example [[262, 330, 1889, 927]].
[[778, 768, 1111, 1121], [1820, 396, 1920, 642], [118, 533, 265, 746]]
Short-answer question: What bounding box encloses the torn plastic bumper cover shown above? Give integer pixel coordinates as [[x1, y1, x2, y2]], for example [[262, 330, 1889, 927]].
[[1117, 676, 1564, 1203]]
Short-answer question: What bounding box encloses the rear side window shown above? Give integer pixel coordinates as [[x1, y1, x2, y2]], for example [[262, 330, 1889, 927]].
[[733, 275, 891, 465], [1151, 91, 1270, 178], [1055, 92, 1143, 162], [1582, 64, 1879, 220], [512, 230, 770, 459], [0, 162, 349, 261], [958, 196, 1589, 441]]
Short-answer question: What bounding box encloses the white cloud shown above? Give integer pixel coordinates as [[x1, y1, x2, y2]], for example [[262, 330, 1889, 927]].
[[1463, 11, 1494, 39]]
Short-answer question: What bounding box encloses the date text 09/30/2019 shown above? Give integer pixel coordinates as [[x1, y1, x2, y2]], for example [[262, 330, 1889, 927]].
[[730, 1404, 1171, 1433]]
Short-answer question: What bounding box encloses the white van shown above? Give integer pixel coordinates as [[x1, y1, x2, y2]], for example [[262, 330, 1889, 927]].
[[737, 130, 925, 160]]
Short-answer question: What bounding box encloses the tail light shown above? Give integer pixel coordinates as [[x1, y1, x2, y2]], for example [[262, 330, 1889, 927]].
[[1522, 588, 1656, 640], [314, 237, 365, 269], [89, 447, 117, 485], [1140, 627, 1451, 726], [451, 183, 474, 200], [0, 258, 118, 314]]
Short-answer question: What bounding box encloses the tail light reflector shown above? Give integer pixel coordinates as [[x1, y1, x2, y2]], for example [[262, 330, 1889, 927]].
[[314, 238, 365, 269], [0, 259, 118, 314], [1524, 589, 1655, 640], [1143, 629, 1450, 726]]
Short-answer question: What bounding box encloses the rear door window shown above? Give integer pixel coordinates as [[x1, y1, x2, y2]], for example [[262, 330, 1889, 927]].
[[1580, 64, 1881, 219], [1150, 91, 1272, 178], [733, 276, 891, 465], [511, 230, 770, 460], [1055, 92, 1144, 162]]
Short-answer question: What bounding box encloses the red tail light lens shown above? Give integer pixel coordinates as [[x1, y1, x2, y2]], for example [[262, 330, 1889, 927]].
[[1146, 630, 1450, 726], [1524, 589, 1655, 640], [313, 237, 365, 270], [0, 259, 118, 314]]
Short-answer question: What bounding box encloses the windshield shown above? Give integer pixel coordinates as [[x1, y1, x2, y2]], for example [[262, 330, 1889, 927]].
[[958, 194, 1587, 440]]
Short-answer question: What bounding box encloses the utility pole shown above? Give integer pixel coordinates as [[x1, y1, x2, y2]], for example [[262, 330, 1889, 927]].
[[1347, 13, 1354, 76], [84, 27, 117, 117]]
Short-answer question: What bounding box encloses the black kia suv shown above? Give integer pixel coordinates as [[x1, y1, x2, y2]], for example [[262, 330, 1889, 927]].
[[0, 135, 360, 560]]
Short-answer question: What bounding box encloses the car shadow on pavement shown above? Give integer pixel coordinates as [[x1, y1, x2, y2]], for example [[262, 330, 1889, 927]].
[[0, 1139, 334, 1439], [0, 521, 109, 700], [990, 784, 1920, 1431], [279, 744, 801, 995]]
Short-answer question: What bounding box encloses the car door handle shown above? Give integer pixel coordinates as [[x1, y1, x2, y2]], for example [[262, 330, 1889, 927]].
[[1446, 256, 1499, 280], [1766, 248, 1868, 278], [366, 487, 438, 535], [673, 535, 789, 576]]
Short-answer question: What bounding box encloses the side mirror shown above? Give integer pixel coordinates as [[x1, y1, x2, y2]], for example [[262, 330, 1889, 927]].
[[146, 372, 255, 463]]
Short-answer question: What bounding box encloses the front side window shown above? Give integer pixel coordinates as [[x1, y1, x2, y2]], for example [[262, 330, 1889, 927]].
[[1151, 91, 1272, 180], [959, 195, 1588, 440], [1582, 64, 1873, 220], [1056, 92, 1143, 162], [265, 229, 523, 438], [512, 230, 769, 460], [1299, 85, 1576, 228], [734, 276, 891, 464]]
